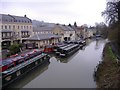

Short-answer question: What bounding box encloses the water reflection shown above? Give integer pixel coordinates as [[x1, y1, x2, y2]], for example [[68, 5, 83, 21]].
[[95, 40, 99, 50], [6, 62, 50, 88], [54, 50, 80, 63]]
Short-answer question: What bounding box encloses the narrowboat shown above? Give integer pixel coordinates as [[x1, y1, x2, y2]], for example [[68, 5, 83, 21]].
[[1, 50, 50, 88], [53, 44, 66, 52], [81, 40, 86, 46], [44, 45, 54, 53], [55, 44, 73, 55], [60, 44, 80, 57], [75, 40, 86, 46]]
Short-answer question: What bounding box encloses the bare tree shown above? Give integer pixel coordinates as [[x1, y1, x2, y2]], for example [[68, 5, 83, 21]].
[[102, 0, 119, 25]]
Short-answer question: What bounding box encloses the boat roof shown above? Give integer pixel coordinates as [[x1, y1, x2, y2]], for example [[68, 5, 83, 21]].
[[2, 53, 47, 74], [1, 49, 42, 66], [59, 44, 73, 49], [63, 44, 79, 51]]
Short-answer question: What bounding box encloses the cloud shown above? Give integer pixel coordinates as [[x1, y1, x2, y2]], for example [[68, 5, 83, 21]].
[[1, 0, 106, 26]]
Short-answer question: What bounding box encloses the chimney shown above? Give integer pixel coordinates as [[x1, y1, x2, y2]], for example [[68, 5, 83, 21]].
[[24, 15, 27, 17]]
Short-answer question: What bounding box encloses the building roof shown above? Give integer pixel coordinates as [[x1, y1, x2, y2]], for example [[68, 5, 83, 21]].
[[56, 24, 75, 31], [0, 14, 32, 23], [33, 21, 75, 32], [26, 34, 61, 41], [33, 22, 55, 32], [33, 26, 54, 32]]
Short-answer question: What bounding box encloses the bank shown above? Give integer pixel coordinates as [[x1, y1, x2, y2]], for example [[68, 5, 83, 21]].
[[94, 43, 120, 88]]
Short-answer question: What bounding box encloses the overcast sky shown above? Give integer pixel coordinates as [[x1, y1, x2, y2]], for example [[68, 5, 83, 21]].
[[1, 0, 106, 26]]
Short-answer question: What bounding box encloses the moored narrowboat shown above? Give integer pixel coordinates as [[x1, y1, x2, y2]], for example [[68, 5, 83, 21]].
[[1, 50, 50, 88], [53, 44, 66, 52], [60, 44, 80, 57], [55, 44, 73, 55], [44, 45, 54, 53]]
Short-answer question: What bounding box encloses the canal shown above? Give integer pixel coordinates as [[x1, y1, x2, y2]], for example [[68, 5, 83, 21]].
[[7, 39, 106, 88]]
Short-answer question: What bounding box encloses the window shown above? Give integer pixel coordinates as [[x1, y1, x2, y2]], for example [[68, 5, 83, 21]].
[[30, 26, 32, 29], [7, 33, 9, 36], [21, 26, 23, 29], [13, 25, 15, 29], [1, 25, 3, 29], [5, 25, 7, 29], [43, 41, 45, 44], [18, 26, 19, 29], [3, 33, 5, 37], [9, 25, 11, 29], [24, 26, 26, 29], [27, 26, 28, 29], [2, 33, 3, 37], [5, 33, 7, 36], [7, 63, 14, 69]]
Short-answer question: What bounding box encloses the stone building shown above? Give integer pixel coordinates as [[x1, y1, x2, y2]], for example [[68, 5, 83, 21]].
[[33, 21, 76, 42], [0, 14, 33, 49], [52, 24, 76, 41], [25, 34, 61, 48]]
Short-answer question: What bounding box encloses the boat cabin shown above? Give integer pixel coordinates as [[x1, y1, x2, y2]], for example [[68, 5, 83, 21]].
[[60, 44, 79, 57]]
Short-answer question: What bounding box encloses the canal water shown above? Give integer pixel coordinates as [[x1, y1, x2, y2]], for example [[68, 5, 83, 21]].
[[7, 39, 106, 88]]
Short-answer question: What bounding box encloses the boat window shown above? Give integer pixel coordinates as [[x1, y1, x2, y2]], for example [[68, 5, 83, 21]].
[[7, 63, 14, 69], [25, 56, 30, 61], [18, 58, 24, 64]]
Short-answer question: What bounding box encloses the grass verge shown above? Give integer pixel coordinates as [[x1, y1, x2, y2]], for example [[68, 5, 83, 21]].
[[94, 43, 120, 88]]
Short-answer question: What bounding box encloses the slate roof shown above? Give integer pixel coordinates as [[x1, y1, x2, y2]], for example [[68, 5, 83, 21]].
[[0, 14, 32, 23], [33, 26, 54, 32], [33, 21, 75, 32], [33, 22, 55, 32], [26, 34, 61, 41], [57, 25, 75, 31]]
